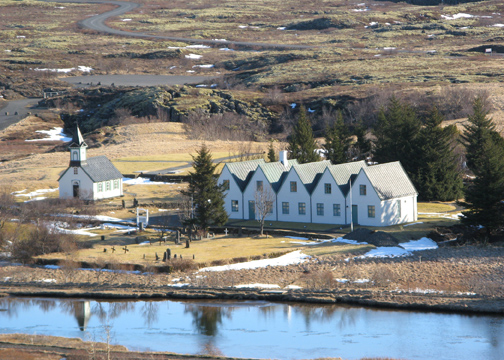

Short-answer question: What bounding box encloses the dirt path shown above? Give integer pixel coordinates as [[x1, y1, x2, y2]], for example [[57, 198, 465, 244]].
[[41, 0, 314, 50]]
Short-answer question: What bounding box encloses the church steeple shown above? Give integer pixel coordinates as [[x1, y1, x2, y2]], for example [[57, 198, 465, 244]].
[[69, 124, 87, 167]]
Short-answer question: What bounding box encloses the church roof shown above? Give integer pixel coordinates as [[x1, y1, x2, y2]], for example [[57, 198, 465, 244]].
[[58, 156, 122, 182], [69, 124, 87, 148], [81, 156, 122, 182]]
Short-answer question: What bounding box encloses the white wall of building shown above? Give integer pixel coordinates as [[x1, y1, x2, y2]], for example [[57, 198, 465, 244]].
[[347, 170, 383, 227], [276, 168, 311, 223], [310, 169, 346, 225], [218, 166, 244, 219], [59, 168, 123, 201], [242, 167, 277, 221], [59, 168, 95, 200], [92, 178, 123, 200]]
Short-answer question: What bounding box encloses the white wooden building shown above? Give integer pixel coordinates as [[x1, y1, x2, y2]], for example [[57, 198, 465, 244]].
[[218, 151, 417, 227], [59, 125, 123, 201]]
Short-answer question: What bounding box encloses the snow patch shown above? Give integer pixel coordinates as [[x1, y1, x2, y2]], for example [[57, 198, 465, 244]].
[[356, 238, 438, 259], [14, 188, 58, 198], [25, 127, 72, 142], [34, 66, 92, 73], [123, 177, 175, 185], [234, 283, 281, 289], [185, 54, 203, 59], [399, 237, 438, 251], [199, 250, 310, 272], [441, 13, 474, 20]]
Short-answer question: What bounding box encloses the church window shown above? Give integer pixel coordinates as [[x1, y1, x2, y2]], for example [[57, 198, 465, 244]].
[[98, 182, 103, 192], [106, 181, 111, 191], [72, 151, 78, 160], [73, 167, 78, 175], [114, 180, 119, 189]]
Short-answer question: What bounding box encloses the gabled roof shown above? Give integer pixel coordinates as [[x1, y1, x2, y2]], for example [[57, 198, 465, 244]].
[[362, 161, 417, 200], [258, 159, 298, 192], [81, 156, 122, 182], [59, 156, 122, 182], [328, 160, 368, 195], [69, 124, 87, 148], [225, 159, 266, 191], [292, 160, 331, 193]]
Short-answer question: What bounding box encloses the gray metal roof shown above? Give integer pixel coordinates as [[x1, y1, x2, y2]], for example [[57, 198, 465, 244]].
[[81, 156, 123, 182], [225, 159, 266, 191], [292, 160, 331, 193], [363, 161, 418, 200], [258, 159, 298, 192], [328, 160, 368, 195]]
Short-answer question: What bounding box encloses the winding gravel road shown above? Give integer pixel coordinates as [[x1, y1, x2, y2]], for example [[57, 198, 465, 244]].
[[0, 98, 41, 132], [44, 0, 314, 50]]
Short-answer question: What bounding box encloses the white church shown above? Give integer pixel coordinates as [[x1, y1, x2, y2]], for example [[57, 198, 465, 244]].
[[218, 151, 418, 227], [59, 125, 123, 200]]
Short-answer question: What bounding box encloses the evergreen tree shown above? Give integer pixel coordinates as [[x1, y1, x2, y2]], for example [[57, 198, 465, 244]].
[[267, 140, 276, 162], [288, 106, 321, 163], [350, 121, 372, 161], [373, 97, 422, 177], [181, 144, 228, 235], [414, 107, 463, 201], [323, 110, 349, 164], [460, 98, 504, 234]]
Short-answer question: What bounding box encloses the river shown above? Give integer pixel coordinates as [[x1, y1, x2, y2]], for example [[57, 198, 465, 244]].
[[1, 297, 503, 360]]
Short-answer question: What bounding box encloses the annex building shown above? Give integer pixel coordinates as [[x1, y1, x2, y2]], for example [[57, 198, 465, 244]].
[[218, 151, 418, 227], [59, 125, 123, 201]]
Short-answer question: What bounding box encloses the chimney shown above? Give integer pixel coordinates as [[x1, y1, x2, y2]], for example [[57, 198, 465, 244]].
[[279, 150, 288, 166]]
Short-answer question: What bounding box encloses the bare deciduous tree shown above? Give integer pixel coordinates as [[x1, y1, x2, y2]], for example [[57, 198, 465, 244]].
[[254, 185, 275, 236]]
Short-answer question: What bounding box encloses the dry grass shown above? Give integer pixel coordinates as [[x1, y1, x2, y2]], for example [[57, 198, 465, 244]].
[[41, 234, 310, 265]]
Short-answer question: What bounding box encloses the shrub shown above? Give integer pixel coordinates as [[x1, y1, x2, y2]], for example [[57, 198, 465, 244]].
[[169, 258, 199, 272], [303, 270, 337, 289]]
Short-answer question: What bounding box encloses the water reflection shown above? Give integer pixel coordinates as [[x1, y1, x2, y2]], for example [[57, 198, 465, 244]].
[[1, 297, 504, 360]]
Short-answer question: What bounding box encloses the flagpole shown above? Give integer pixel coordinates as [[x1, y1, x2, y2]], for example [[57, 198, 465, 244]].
[[350, 178, 353, 232]]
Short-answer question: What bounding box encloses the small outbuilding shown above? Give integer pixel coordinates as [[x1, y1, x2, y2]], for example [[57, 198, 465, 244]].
[[58, 125, 123, 200]]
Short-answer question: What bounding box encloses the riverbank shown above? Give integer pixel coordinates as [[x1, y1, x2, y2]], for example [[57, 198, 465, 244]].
[[1, 280, 503, 315], [1, 244, 504, 315], [0, 333, 253, 360]]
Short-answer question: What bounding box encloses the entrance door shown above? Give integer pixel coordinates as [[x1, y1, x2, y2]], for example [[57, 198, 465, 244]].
[[248, 200, 256, 220], [352, 205, 358, 225], [73, 184, 80, 198]]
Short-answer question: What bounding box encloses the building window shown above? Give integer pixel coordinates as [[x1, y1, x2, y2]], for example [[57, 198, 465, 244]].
[[105, 181, 111, 191], [298, 202, 306, 215], [360, 184, 367, 195], [222, 180, 230, 190], [317, 203, 324, 216], [72, 151, 78, 160], [267, 201, 274, 214], [290, 181, 297, 192], [282, 202, 289, 214], [368, 205, 375, 218], [333, 204, 341, 216], [231, 200, 239, 212], [114, 179, 119, 189], [73, 167, 78, 175], [257, 180, 263, 191], [324, 183, 331, 194], [97, 182, 103, 192]]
